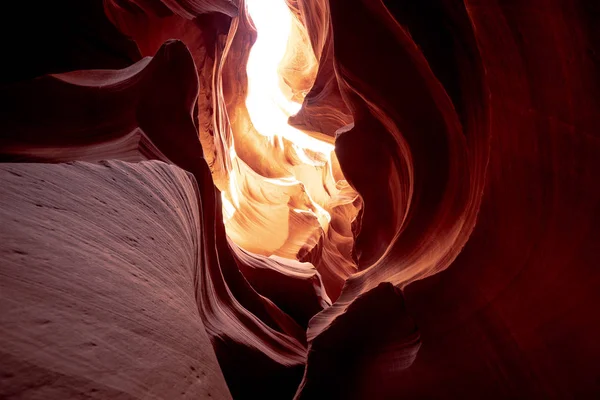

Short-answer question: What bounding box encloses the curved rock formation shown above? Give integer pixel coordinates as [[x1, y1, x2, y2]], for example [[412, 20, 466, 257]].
[[0, 161, 230, 399], [1, 0, 599, 398]]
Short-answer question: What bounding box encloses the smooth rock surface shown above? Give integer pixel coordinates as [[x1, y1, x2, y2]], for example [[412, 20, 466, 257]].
[[0, 161, 231, 399]]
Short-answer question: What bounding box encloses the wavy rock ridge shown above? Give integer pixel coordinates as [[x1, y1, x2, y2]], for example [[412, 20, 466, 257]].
[[1, 0, 599, 399]]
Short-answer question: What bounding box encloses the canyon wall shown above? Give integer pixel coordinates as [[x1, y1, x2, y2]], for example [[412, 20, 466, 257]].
[[1, 0, 599, 398]]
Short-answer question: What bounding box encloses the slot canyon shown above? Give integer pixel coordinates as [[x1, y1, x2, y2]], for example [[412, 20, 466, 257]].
[[1, 0, 599, 398]]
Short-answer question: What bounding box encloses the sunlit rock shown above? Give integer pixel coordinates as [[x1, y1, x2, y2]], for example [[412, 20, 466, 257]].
[[1, 0, 599, 398]]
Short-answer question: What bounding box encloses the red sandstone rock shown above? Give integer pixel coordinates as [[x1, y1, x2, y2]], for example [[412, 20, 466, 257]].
[[0, 161, 231, 399], [1, 37, 308, 399], [1, 0, 599, 398]]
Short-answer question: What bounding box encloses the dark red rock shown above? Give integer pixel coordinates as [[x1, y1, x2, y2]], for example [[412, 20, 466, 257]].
[[1, 0, 599, 398], [296, 283, 420, 399]]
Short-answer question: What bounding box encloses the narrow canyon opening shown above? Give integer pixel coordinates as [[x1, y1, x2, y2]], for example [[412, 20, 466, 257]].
[[206, 0, 362, 303], [3, 0, 598, 398]]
